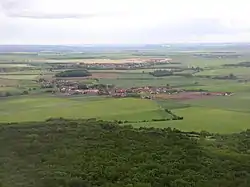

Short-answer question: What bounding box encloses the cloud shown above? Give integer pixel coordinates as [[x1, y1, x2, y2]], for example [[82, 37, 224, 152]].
[[0, 0, 26, 14], [1, 0, 250, 44], [0, 0, 121, 19], [142, 18, 250, 41], [117, 18, 250, 44], [4, 12, 105, 19], [152, 19, 239, 36]]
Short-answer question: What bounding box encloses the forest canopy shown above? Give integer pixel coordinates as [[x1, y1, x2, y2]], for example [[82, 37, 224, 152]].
[[1, 119, 250, 187]]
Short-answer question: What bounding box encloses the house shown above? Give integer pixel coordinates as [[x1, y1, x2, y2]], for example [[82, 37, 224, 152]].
[[112, 93, 126, 98], [84, 89, 99, 95], [115, 89, 126, 93]]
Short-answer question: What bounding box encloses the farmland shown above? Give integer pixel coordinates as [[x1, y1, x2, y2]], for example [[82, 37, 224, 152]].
[[1, 44, 250, 133], [3, 44, 250, 187], [132, 107, 250, 133], [0, 96, 171, 123]]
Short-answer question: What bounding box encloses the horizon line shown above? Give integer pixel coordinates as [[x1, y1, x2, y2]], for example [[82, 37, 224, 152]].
[[1, 42, 250, 46]]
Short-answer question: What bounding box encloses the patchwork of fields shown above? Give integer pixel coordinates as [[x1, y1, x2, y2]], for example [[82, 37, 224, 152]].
[[1, 93, 250, 133], [1, 49, 250, 133]]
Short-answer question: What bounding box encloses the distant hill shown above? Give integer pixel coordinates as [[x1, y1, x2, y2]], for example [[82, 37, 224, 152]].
[[1, 43, 250, 53]]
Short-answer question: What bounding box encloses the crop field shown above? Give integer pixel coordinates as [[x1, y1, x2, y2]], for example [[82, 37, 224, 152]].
[[0, 63, 33, 67], [0, 75, 39, 80], [0, 96, 170, 123], [180, 81, 250, 92], [134, 90, 250, 133], [132, 107, 250, 133], [43, 59, 129, 64], [0, 87, 20, 92], [196, 67, 250, 77], [171, 107, 250, 133], [0, 70, 46, 75], [183, 93, 250, 112], [2, 47, 250, 134], [170, 54, 245, 67]]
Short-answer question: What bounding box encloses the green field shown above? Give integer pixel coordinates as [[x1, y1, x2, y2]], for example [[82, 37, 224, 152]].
[[196, 67, 250, 78], [183, 93, 250, 112], [0, 96, 170, 123], [1, 94, 250, 133], [0, 75, 39, 80], [147, 93, 250, 133], [132, 106, 250, 133], [1, 48, 250, 134], [0, 63, 33, 67]]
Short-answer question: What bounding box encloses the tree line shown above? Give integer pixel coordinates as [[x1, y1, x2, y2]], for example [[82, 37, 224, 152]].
[[55, 69, 92, 77]]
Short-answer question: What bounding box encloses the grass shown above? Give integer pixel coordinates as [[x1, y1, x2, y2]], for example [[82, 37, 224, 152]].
[[169, 54, 244, 67], [99, 76, 201, 88], [0, 87, 20, 92], [183, 93, 250, 112], [0, 70, 49, 75], [2, 93, 249, 133], [2, 50, 250, 134], [181, 80, 250, 92], [131, 91, 250, 134], [0, 64, 33, 67], [155, 99, 191, 109], [0, 75, 38, 80], [132, 107, 250, 134], [196, 67, 250, 78], [0, 96, 170, 123]]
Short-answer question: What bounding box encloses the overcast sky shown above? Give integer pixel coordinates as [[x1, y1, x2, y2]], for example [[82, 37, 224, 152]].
[[1, 0, 250, 44]]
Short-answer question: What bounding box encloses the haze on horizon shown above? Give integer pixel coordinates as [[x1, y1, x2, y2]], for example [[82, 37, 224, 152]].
[[1, 0, 250, 45]]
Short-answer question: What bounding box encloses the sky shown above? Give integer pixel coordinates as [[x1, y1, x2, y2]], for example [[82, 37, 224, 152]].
[[1, 0, 250, 44]]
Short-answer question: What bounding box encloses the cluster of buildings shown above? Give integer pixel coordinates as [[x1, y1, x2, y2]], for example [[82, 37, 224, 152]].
[[39, 78, 179, 98], [201, 92, 233, 96], [39, 78, 233, 99], [54, 58, 172, 70]]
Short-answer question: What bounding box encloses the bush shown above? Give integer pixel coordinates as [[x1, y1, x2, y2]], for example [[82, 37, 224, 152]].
[[55, 70, 91, 77], [22, 91, 29, 95], [5, 92, 12, 97], [152, 118, 168, 122], [149, 70, 173, 77]]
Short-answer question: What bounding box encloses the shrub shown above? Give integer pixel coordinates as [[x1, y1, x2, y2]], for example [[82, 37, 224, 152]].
[[55, 70, 91, 77], [5, 92, 12, 97], [149, 70, 173, 77]]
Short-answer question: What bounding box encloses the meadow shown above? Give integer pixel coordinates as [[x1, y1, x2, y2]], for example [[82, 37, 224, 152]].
[[0, 96, 171, 123], [132, 107, 250, 134], [0, 75, 39, 80]]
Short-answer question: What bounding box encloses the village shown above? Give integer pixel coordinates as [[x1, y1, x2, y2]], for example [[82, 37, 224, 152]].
[[48, 58, 172, 71], [38, 78, 233, 100]]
